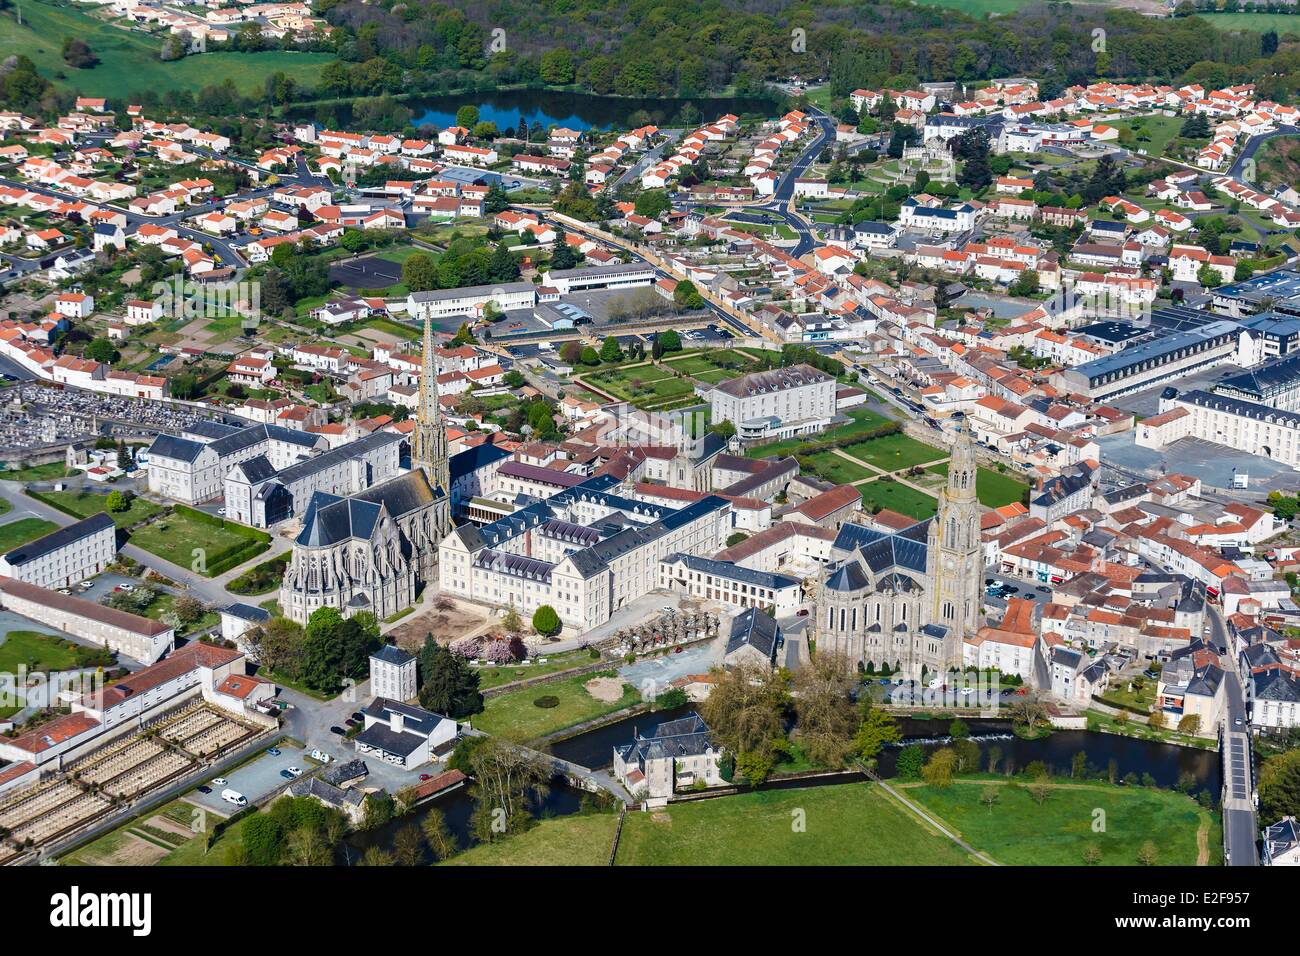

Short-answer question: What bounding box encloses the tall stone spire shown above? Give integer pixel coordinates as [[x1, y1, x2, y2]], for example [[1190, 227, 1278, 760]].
[[924, 421, 983, 673], [414, 312, 450, 501]]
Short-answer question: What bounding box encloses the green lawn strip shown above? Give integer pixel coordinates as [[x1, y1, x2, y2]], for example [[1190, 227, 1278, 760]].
[[227, 554, 289, 596], [0, 517, 59, 552], [28, 489, 163, 528], [0, 497, 10, 517], [476, 649, 599, 692], [615, 783, 976, 866], [472, 671, 640, 740], [442, 811, 620, 866], [859, 479, 938, 519], [902, 780, 1212, 866]]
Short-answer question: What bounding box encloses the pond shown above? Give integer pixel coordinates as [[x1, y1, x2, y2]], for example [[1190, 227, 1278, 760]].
[[548, 711, 1221, 795], [337, 778, 592, 866], [404, 89, 780, 132]]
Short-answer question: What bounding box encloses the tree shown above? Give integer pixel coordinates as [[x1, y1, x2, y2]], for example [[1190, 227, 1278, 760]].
[[393, 825, 425, 866], [532, 605, 560, 637], [1136, 841, 1159, 865], [980, 786, 1000, 812], [1177, 714, 1201, 735], [421, 808, 457, 861], [634, 188, 670, 220], [455, 105, 479, 130], [62, 38, 98, 69], [1148, 710, 1167, 730], [84, 337, 118, 364], [699, 662, 790, 757], [106, 490, 128, 513], [1028, 781, 1052, 805], [895, 744, 925, 779], [657, 329, 682, 353], [359, 846, 396, 866], [245, 617, 303, 676], [241, 814, 284, 866], [174, 595, 205, 625], [402, 252, 439, 292], [1082, 843, 1102, 865], [467, 736, 551, 837], [921, 748, 957, 787], [599, 336, 623, 363], [853, 701, 902, 760], [672, 280, 704, 310], [488, 242, 519, 283], [580, 346, 600, 366], [791, 653, 859, 767], [1259, 749, 1300, 821], [417, 639, 484, 718], [725, 532, 748, 547]]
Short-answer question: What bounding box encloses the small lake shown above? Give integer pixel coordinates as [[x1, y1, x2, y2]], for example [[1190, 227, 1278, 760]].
[[404, 89, 780, 132]]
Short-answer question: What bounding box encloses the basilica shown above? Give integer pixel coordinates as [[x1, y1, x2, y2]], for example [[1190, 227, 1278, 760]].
[[816, 428, 983, 679], [278, 313, 452, 625]]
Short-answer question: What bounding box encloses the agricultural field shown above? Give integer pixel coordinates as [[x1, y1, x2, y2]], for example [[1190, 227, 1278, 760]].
[[0, 2, 330, 99], [1200, 11, 1300, 33]]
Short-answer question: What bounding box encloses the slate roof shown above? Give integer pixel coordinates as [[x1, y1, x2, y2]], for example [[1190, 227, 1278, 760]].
[[726, 607, 782, 663], [3, 512, 114, 565]]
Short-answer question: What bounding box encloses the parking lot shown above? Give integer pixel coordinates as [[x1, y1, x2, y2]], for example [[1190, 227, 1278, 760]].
[[187, 744, 315, 815], [329, 254, 404, 291]]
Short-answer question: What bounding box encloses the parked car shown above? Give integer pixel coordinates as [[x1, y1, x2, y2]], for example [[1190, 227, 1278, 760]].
[[419, 774, 433, 781], [311, 749, 332, 763], [285, 766, 302, 777], [266, 747, 281, 757], [279, 769, 295, 780], [221, 789, 247, 807], [196, 785, 212, 794], [350, 712, 364, 723], [329, 725, 346, 736], [212, 777, 227, 786]]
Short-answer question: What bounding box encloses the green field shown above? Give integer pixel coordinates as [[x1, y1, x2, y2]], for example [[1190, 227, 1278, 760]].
[[801, 450, 874, 484], [928, 463, 1030, 508], [472, 672, 641, 741], [0, 462, 74, 482], [1200, 11, 1300, 33], [29, 489, 162, 528], [908, 0, 1034, 14], [903, 780, 1215, 866], [746, 407, 892, 458], [0, 630, 85, 673], [62, 799, 250, 866], [443, 812, 620, 866], [858, 479, 938, 520], [0, 517, 59, 552], [127, 510, 268, 576], [615, 783, 976, 866], [0, 3, 331, 99], [843, 433, 947, 472]]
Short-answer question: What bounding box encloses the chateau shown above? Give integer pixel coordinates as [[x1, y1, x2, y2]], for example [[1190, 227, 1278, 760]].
[[816, 429, 983, 679]]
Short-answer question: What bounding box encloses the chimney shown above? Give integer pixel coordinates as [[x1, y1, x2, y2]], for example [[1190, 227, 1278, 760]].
[[390, 712, 404, 734]]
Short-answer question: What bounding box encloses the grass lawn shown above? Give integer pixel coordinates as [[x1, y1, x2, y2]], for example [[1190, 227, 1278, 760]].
[[746, 407, 891, 458], [1108, 114, 1187, 159], [0, 497, 9, 517], [227, 553, 288, 596], [858, 479, 938, 519], [903, 780, 1214, 866], [476, 648, 599, 692], [127, 510, 268, 576], [843, 433, 947, 472], [443, 812, 619, 866], [29, 489, 162, 528], [0, 461, 74, 482], [473, 672, 641, 741], [802, 450, 875, 484], [0, 3, 331, 98], [140, 593, 220, 637], [0, 517, 59, 552], [615, 783, 976, 866], [927, 463, 1030, 508], [0, 630, 84, 672]]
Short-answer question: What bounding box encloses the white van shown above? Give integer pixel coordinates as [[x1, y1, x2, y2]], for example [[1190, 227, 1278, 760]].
[[221, 789, 247, 807]]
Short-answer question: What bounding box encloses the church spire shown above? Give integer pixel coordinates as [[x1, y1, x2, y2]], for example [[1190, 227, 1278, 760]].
[[414, 312, 450, 502], [946, 422, 977, 503]]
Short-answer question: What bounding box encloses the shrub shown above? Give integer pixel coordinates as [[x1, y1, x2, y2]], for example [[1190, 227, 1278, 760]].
[[533, 695, 560, 709], [532, 604, 561, 637]]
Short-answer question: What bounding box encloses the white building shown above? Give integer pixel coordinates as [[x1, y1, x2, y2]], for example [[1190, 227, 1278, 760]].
[[705, 363, 837, 443], [370, 645, 418, 702], [0, 512, 116, 589]]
